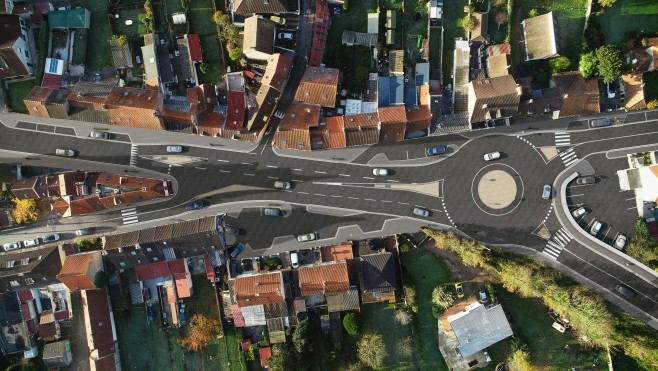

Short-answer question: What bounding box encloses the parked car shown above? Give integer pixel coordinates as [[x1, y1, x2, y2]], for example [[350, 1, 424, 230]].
[[185, 200, 204, 210], [477, 290, 488, 303], [270, 15, 286, 25], [278, 32, 293, 40], [571, 207, 587, 218], [455, 283, 464, 298], [590, 118, 612, 128], [274, 181, 292, 189], [23, 238, 39, 247], [613, 234, 628, 250], [55, 149, 76, 157], [372, 168, 389, 176], [2, 242, 21, 251], [483, 151, 501, 161], [76, 228, 93, 236], [290, 252, 299, 268], [297, 232, 318, 243], [576, 176, 596, 185], [89, 131, 110, 139], [615, 284, 636, 299], [264, 208, 282, 217], [606, 82, 616, 99], [542, 184, 552, 200], [42, 234, 60, 243], [230, 242, 245, 259], [426, 146, 446, 156], [166, 145, 183, 153], [590, 221, 603, 236], [224, 225, 241, 236], [413, 207, 430, 217], [552, 322, 567, 333]]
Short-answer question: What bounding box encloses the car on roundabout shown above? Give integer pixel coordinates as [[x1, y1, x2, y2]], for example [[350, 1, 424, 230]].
[[483, 151, 501, 161]]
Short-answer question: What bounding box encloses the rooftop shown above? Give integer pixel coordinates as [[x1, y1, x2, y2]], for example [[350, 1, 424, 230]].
[[522, 12, 558, 60], [298, 262, 350, 296], [233, 271, 284, 307], [360, 252, 396, 293], [294, 67, 339, 107], [105, 87, 159, 110]]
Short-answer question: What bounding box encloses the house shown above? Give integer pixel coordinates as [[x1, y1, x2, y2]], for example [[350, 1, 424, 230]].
[[342, 31, 377, 47], [378, 106, 406, 142], [38, 310, 60, 342], [0, 14, 34, 79], [242, 16, 275, 61], [230, 271, 288, 327], [321, 116, 347, 150], [41, 58, 65, 88], [405, 105, 432, 138], [57, 251, 103, 291], [359, 252, 397, 303], [168, 259, 193, 298], [551, 71, 600, 118], [438, 297, 513, 369], [109, 39, 133, 68], [367, 13, 378, 34], [378, 75, 405, 107], [231, 0, 289, 15], [142, 33, 160, 89], [486, 43, 511, 78], [622, 72, 646, 111], [0, 292, 37, 357], [259, 347, 272, 368], [0, 244, 64, 292], [631, 47, 653, 72], [389, 50, 404, 75], [23, 87, 67, 118], [295, 67, 339, 107], [81, 288, 120, 371], [48, 8, 90, 29], [343, 112, 380, 147], [453, 38, 471, 112], [261, 53, 293, 93], [469, 12, 488, 43], [298, 262, 350, 297], [521, 12, 558, 60], [224, 71, 247, 133], [467, 75, 521, 126], [321, 243, 354, 262], [66, 83, 113, 124], [174, 36, 199, 84], [272, 102, 321, 150], [105, 86, 163, 130], [162, 85, 216, 131], [42, 340, 73, 368], [309, 0, 329, 66]]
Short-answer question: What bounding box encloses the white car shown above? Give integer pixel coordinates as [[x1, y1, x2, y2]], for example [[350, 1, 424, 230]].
[[166, 146, 183, 153], [413, 207, 430, 218], [278, 32, 293, 40], [3, 242, 22, 251], [372, 168, 389, 176], [290, 252, 299, 268], [542, 184, 552, 200], [590, 221, 603, 236], [483, 151, 501, 161], [55, 149, 75, 157], [297, 232, 318, 243], [23, 238, 40, 247], [613, 235, 627, 250], [571, 207, 587, 218]]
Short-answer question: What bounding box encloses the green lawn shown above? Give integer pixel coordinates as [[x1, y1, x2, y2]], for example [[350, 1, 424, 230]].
[[71, 31, 87, 65], [5, 79, 37, 113], [34, 21, 48, 84], [189, 0, 225, 83], [324, 0, 375, 93], [400, 251, 452, 369], [441, 0, 469, 85], [165, 0, 183, 15], [112, 8, 145, 37], [361, 302, 417, 368], [644, 71, 658, 102], [70, 0, 113, 70], [403, 0, 428, 65], [593, 0, 658, 44]]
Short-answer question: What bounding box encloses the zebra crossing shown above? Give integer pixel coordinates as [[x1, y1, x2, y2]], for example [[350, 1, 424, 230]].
[[543, 228, 572, 259], [554, 132, 571, 147], [273, 110, 285, 119], [130, 144, 139, 166], [121, 207, 139, 225], [558, 148, 578, 167]]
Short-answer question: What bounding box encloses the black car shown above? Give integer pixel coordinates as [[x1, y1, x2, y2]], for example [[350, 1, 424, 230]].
[[42, 234, 60, 243], [615, 284, 636, 299], [576, 176, 596, 185]]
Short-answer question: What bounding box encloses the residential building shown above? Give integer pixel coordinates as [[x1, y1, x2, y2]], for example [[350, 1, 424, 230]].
[[521, 12, 558, 60], [0, 244, 64, 292], [57, 251, 103, 291], [469, 12, 488, 43], [389, 50, 404, 75], [467, 75, 521, 126], [298, 262, 360, 312], [378, 75, 405, 106], [38, 310, 60, 342], [0, 291, 37, 357], [405, 105, 432, 138], [342, 31, 377, 47], [109, 39, 133, 69], [230, 271, 288, 328], [309, 0, 329, 66], [105, 87, 163, 130], [622, 72, 646, 111], [321, 243, 354, 262], [261, 53, 293, 94], [142, 33, 160, 89], [231, 0, 290, 15], [630, 46, 653, 73], [272, 102, 321, 150], [359, 252, 397, 304], [378, 106, 406, 142], [0, 14, 34, 79], [174, 35, 201, 84], [81, 288, 120, 371], [453, 38, 471, 112], [224, 71, 247, 133], [47, 8, 90, 29], [162, 85, 216, 131], [321, 116, 347, 150], [41, 58, 64, 88], [66, 83, 113, 124], [243, 16, 275, 60], [23, 87, 65, 118], [486, 43, 511, 78], [551, 71, 600, 118], [438, 297, 513, 370], [295, 67, 339, 107], [344, 112, 380, 147], [42, 340, 73, 368]]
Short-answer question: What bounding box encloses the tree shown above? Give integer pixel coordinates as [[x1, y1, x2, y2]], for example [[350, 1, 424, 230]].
[[597, 0, 616, 7], [404, 285, 418, 312], [579, 51, 597, 79], [12, 199, 39, 224], [112, 34, 128, 46], [93, 271, 107, 288], [177, 314, 219, 352], [647, 99, 658, 110], [357, 333, 388, 369], [495, 0, 507, 7], [528, 8, 539, 17], [342, 313, 358, 336], [507, 344, 533, 371], [395, 309, 412, 325], [495, 11, 509, 28], [459, 15, 478, 32], [595, 45, 623, 83], [431, 286, 455, 310], [549, 56, 571, 73], [397, 336, 413, 358], [292, 319, 312, 354], [266, 344, 298, 371]]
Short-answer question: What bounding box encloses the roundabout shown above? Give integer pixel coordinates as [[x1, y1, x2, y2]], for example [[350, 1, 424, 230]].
[[471, 164, 524, 216]]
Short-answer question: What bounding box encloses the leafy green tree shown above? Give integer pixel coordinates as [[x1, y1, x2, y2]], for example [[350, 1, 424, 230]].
[[342, 313, 358, 336], [459, 15, 478, 32], [597, 0, 616, 7], [595, 45, 623, 83], [93, 271, 107, 288], [579, 51, 597, 79], [357, 333, 387, 369], [292, 319, 311, 354], [228, 48, 243, 63], [528, 8, 539, 17], [266, 344, 298, 371], [431, 286, 455, 310], [549, 56, 571, 73]]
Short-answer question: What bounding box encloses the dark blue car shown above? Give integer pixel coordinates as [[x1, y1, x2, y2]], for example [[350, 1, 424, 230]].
[[426, 146, 447, 156], [230, 242, 245, 258], [185, 200, 204, 210]]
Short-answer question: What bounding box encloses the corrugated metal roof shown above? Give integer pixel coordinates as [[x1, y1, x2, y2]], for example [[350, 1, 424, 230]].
[[450, 303, 513, 357]]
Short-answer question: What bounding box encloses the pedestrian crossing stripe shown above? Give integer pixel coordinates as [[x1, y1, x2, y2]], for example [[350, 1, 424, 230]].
[[559, 148, 578, 167], [121, 207, 138, 225], [130, 145, 139, 166], [555, 132, 571, 147], [542, 228, 572, 259]]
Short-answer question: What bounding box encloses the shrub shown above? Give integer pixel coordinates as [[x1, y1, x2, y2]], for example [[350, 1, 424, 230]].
[[431, 286, 455, 310], [648, 99, 658, 110], [394, 309, 412, 325], [357, 333, 387, 369], [580, 52, 597, 79], [549, 56, 571, 73], [404, 285, 418, 312], [93, 271, 107, 288], [342, 313, 358, 336]]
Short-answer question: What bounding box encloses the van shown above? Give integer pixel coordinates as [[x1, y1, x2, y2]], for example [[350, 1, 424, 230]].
[[290, 252, 299, 268], [76, 228, 93, 236]]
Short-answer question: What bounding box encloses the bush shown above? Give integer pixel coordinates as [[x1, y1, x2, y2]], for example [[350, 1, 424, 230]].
[[580, 52, 598, 79], [431, 286, 455, 310], [93, 271, 107, 288], [395, 309, 412, 325], [549, 56, 571, 73], [292, 319, 312, 354], [648, 99, 658, 110], [404, 285, 418, 313], [342, 313, 358, 336], [357, 333, 387, 369]]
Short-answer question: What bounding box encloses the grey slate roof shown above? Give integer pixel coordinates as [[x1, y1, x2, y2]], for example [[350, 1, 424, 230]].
[[450, 303, 513, 357], [360, 252, 396, 293], [0, 292, 35, 354], [341, 31, 377, 47]]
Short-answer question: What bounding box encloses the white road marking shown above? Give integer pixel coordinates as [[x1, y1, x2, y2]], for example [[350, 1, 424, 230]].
[[293, 168, 302, 171], [331, 195, 342, 198], [569, 194, 584, 197], [292, 179, 303, 183], [266, 165, 278, 168], [382, 200, 392, 203], [314, 193, 326, 197], [219, 170, 230, 173], [217, 159, 229, 162], [315, 171, 326, 174], [242, 162, 254, 166], [387, 180, 399, 183], [363, 176, 374, 180], [244, 173, 255, 176], [365, 198, 376, 202], [627, 206, 637, 210], [625, 197, 636, 201], [267, 176, 279, 179], [397, 202, 409, 205], [194, 167, 206, 170], [348, 197, 359, 200], [298, 192, 309, 195], [339, 174, 351, 177], [284, 190, 293, 192]]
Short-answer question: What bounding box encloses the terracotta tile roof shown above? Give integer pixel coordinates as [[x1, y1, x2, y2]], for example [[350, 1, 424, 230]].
[[231, 304, 245, 327], [273, 129, 312, 150], [105, 87, 159, 109], [379, 121, 405, 143], [622, 72, 646, 110], [343, 112, 379, 129], [552, 71, 600, 118], [262, 53, 293, 92], [233, 0, 288, 14], [323, 116, 347, 149], [67, 83, 114, 110], [226, 91, 246, 130], [259, 347, 272, 368], [487, 43, 511, 56], [198, 110, 226, 136], [243, 16, 275, 59], [345, 127, 380, 146], [233, 272, 284, 307], [298, 262, 349, 296], [186, 34, 202, 61], [309, 0, 329, 66], [58, 252, 96, 291], [295, 67, 339, 107], [134, 261, 171, 281], [83, 288, 115, 358], [468, 75, 521, 124], [24, 86, 55, 103], [378, 106, 406, 125], [406, 105, 431, 132], [321, 243, 354, 262], [280, 102, 321, 130], [470, 12, 488, 43]]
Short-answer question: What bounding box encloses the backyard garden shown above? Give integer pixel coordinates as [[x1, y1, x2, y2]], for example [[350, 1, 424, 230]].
[[189, 0, 225, 83], [70, 0, 113, 71], [5, 79, 37, 113], [591, 0, 658, 44]]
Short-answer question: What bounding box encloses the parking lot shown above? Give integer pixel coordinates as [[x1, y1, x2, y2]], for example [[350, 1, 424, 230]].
[[565, 155, 636, 248]]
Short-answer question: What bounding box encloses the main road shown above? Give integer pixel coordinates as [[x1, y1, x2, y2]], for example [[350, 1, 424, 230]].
[[1, 110, 658, 329]]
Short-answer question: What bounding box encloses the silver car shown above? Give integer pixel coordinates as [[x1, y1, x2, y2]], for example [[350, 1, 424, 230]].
[[590, 221, 603, 236], [23, 238, 40, 247], [274, 181, 292, 189], [166, 146, 183, 153], [571, 207, 587, 218], [297, 232, 318, 242], [89, 131, 110, 139], [55, 149, 75, 157], [542, 184, 552, 200], [3, 242, 22, 251], [413, 207, 430, 217], [613, 235, 627, 250], [372, 168, 389, 176], [483, 151, 501, 161], [263, 208, 282, 217]]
